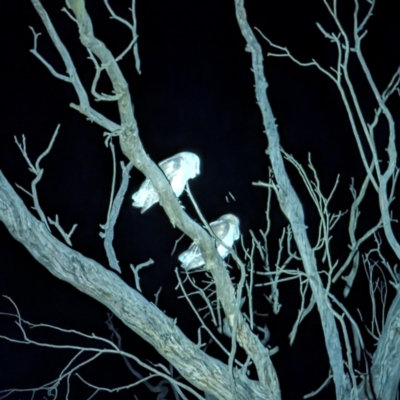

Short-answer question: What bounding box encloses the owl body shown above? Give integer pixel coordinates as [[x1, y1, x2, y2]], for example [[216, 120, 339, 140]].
[[178, 214, 240, 271], [132, 152, 200, 213]]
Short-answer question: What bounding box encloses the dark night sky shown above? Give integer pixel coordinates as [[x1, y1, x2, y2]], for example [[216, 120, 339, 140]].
[[1, 1, 400, 399]]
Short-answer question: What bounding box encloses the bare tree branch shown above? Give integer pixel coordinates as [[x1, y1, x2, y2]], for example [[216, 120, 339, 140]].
[[27, 0, 279, 395], [0, 169, 270, 400], [234, 1, 349, 398]]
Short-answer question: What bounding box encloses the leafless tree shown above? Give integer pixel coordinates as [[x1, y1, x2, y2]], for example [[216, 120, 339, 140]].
[[1, 0, 400, 399]]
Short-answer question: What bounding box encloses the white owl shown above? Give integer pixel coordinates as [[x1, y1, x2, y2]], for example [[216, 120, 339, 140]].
[[132, 152, 200, 213], [178, 214, 240, 271]]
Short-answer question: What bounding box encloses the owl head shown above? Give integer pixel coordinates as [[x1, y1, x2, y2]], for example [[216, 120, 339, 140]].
[[179, 152, 200, 179]]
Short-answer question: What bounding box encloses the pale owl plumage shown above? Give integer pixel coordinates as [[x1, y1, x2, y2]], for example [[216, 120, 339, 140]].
[[178, 214, 240, 271], [132, 152, 200, 213]]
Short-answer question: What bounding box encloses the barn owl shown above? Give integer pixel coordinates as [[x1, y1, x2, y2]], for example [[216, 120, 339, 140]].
[[178, 214, 240, 271], [132, 152, 200, 213]]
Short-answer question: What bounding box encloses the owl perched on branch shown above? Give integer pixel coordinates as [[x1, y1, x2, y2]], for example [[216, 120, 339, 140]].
[[178, 214, 240, 271], [132, 152, 200, 213]]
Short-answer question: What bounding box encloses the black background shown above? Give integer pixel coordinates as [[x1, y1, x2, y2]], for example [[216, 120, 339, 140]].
[[1, 0, 400, 399]]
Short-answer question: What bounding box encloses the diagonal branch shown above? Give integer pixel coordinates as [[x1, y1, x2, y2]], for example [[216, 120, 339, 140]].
[[26, 0, 280, 396], [0, 169, 268, 400]]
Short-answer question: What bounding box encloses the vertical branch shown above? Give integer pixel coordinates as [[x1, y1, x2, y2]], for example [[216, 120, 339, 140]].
[[233, 1, 350, 398], [370, 290, 400, 400], [99, 160, 134, 273], [131, 0, 141, 74]]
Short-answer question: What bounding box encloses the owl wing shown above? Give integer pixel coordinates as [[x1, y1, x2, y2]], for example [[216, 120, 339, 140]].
[[132, 178, 159, 213], [178, 242, 205, 270], [160, 155, 189, 197], [132, 152, 200, 213], [178, 214, 240, 270], [160, 152, 201, 197], [131, 156, 180, 212]]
